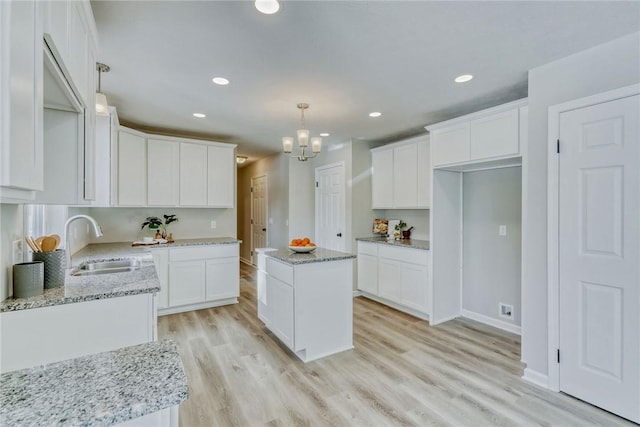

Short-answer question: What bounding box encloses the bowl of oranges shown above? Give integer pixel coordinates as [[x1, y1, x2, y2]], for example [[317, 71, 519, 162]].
[[288, 237, 317, 253]]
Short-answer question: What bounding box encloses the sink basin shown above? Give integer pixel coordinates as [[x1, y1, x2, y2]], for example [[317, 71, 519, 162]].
[[71, 258, 141, 276]]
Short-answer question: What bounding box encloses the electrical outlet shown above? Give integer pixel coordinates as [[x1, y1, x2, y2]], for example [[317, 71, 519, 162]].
[[12, 240, 23, 264], [210, 220, 216, 229], [499, 225, 507, 236], [499, 303, 514, 319]]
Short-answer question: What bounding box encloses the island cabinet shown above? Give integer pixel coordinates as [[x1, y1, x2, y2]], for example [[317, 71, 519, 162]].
[[151, 241, 240, 315], [356, 239, 431, 320], [371, 135, 430, 209], [427, 99, 528, 169], [257, 248, 355, 362]]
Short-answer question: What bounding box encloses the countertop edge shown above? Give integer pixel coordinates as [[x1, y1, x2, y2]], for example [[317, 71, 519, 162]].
[[355, 237, 430, 250]]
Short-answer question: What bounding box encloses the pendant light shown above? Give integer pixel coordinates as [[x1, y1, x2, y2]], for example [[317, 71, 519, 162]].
[[282, 103, 322, 161], [96, 62, 110, 116]]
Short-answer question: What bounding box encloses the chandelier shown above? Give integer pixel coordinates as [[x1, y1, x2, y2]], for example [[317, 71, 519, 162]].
[[282, 103, 322, 161]]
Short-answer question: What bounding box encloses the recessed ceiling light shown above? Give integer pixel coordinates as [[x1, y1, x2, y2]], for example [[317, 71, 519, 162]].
[[454, 74, 473, 83], [236, 156, 248, 164], [212, 77, 230, 85], [255, 0, 280, 14], [320, 133, 330, 137], [193, 113, 206, 118], [369, 112, 382, 118]]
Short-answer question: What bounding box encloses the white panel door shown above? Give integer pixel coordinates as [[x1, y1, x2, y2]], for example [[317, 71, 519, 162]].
[[168, 260, 206, 307], [207, 145, 234, 207], [315, 163, 345, 252], [251, 175, 268, 265], [371, 149, 394, 208], [179, 143, 208, 206], [117, 131, 147, 206], [393, 143, 418, 208], [147, 139, 179, 206], [558, 95, 639, 423]]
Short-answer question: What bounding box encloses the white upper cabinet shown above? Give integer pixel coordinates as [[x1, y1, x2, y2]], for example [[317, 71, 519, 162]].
[[207, 145, 234, 208], [0, 0, 43, 201], [113, 128, 236, 208], [371, 135, 430, 209], [116, 129, 147, 206], [179, 143, 208, 206], [427, 99, 527, 168], [147, 139, 179, 206]]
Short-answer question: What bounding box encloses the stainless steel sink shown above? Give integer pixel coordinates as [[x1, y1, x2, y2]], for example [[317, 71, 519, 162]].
[[71, 258, 141, 276]]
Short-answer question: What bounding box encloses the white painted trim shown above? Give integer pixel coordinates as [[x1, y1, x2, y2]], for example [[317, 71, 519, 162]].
[[546, 83, 640, 393], [522, 368, 550, 389], [157, 297, 238, 316], [461, 309, 521, 335], [358, 292, 429, 321], [425, 98, 528, 131], [240, 257, 253, 266], [370, 134, 429, 153], [352, 290, 362, 297]]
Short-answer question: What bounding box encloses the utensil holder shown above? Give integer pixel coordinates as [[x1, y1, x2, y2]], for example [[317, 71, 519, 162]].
[[13, 262, 44, 298], [33, 249, 66, 289]]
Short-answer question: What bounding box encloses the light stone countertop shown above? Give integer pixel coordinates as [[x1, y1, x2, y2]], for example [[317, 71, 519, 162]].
[[0, 339, 188, 426], [356, 236, 430, 250], [266, 247, 356, 265], [1, 238, 240, 313]]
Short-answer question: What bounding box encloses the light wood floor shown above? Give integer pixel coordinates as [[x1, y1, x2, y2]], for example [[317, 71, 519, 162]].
[[158, 263, 634, 427]]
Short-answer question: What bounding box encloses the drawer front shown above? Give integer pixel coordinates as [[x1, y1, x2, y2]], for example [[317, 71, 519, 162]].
[[169, 244, 238, 261], [379, 245, 427, 265], [357, 241, 378, 256], [266, 257, 294, 285]]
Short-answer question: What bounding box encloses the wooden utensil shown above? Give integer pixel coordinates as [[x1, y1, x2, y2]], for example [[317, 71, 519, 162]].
[[24, 237, 39, 253], [35, 236, 45, 251], [50, 234, 61, 250], [41, 236, 57, 252], [28, 236, 41, 252]]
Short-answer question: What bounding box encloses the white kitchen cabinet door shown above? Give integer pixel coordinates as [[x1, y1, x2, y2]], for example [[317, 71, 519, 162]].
[[417, 139, 430, 208], [393, 143, 418, 208], [0, 0, 43, 196], [67, 2, 88, 103], [378, 257, 402, 304], [117, 130, 147, 206], [371, 149, 394, 208], [43, 1, 69, 62], [169, 260, 206, 307], [357, 253, 379, 295], [400, 262, 428, 313], [431, 123, 470, 167], [267, 275, 294, 350], [83, 45, 96, 201], [152, 249, 170, 310], [147, 139, 179, 206], [205, 258, 239, 301], [469, 108, 519, 160], [179, 143, 208, 206], [207, 145, 234, 207]]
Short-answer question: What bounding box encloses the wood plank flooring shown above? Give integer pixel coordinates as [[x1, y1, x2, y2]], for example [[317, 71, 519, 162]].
[[158, 263, 634, 426]]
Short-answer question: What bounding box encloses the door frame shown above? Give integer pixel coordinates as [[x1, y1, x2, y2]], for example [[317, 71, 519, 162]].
[[546, 83, 639, 392], [315, 161, 346, 251], [250, 174, 268, 266]]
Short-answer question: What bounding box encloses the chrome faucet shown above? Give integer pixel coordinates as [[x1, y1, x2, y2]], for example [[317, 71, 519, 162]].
[[64, 215, 103, 268]]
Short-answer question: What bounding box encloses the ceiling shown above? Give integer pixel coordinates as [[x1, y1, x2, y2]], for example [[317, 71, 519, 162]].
[[91, 1, 639, 163]]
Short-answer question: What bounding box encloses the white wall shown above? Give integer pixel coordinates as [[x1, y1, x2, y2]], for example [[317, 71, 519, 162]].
[[237, 153, 289, 262], [288, 157, 315, 241], [87, 207, 236, 244], [523, 32, 640, 377], [382, 209, 429, 241], [0, 204, 24, 300], [463, 167, 521, 326]]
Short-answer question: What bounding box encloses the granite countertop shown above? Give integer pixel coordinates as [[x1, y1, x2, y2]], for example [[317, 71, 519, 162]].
[[1, 238, 240, 313], [0, 339, 188, 426], [356, 236, 430, 250], [266, 247, 356, 265]]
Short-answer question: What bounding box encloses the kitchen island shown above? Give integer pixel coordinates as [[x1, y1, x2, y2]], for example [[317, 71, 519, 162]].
[[257, 247, 356, 362], [0, 340, 188, 427]]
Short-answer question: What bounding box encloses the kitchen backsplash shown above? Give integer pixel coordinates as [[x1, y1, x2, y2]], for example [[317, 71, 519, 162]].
[[381, 209, 430, 241]]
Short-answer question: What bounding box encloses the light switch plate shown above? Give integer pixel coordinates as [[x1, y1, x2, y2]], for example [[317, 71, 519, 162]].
[[499, 225, 507, 236]]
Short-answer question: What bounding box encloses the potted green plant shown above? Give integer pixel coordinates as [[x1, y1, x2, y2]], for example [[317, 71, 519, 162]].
[[141, 214, 178, 239]]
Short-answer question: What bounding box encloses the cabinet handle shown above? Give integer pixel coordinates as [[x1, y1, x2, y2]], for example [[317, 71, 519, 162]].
[[262, 228, 267, 232], [337, 233, 342, 237]]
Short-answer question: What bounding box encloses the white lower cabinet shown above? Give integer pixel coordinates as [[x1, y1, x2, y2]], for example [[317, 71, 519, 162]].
[[357, 241, 430, 319], [153, 244, 240, 315], [257, 252, 354, 362]]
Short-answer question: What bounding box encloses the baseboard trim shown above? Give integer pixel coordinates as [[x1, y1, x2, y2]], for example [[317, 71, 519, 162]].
[[357, 292, 429, 321], [353, 290, 362, 297], [461, 309, 521, 335], [158, 298, 238, 316], [240, 257, 253, 266], [522, 368, 550, 389]]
